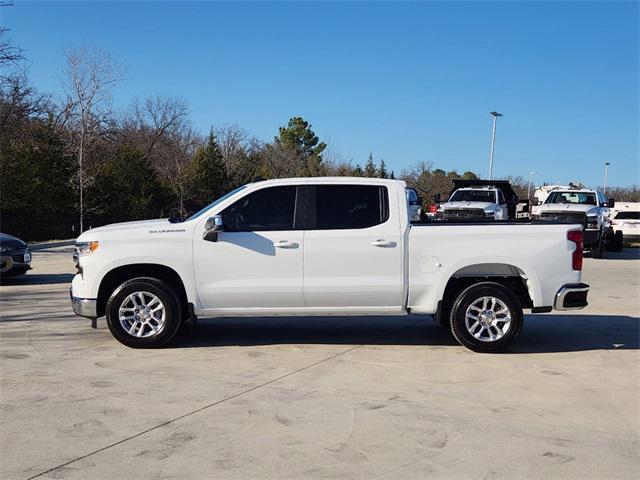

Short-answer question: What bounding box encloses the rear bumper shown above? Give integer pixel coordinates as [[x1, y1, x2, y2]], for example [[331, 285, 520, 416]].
[[70, 288, 98, 318], [617, 229, 640, 242], [554, 283, 589, 311]]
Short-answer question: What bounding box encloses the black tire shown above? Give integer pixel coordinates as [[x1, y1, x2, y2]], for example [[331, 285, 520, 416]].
[[608, 230, 624, 252], [105, 277, 183, 348], [449, 282, 523, 353], [591, 231, 603, 258]]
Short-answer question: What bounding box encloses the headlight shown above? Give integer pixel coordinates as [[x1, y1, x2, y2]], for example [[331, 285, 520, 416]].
[[586, 216, 598, 229], [75, 241, 99, 255], [0, 246, 8, 253]]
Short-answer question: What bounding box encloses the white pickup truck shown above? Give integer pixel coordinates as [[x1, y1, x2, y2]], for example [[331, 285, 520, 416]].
[[437, 180, 521, 221], [71, 177, 589, 353], [532, 187, 623, 257]]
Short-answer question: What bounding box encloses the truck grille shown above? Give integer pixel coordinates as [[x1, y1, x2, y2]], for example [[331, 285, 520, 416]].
[[539, 211, 587, 224], [443, 209, 486, 221]]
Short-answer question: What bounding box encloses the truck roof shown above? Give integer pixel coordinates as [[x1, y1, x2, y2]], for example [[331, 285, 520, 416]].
[[246, 176, 407, 187], [549, 189, 596, 194]]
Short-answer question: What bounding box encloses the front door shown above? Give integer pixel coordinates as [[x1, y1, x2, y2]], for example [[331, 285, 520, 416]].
[[302, 184, 404, 311], [193, 185, 304, 313]]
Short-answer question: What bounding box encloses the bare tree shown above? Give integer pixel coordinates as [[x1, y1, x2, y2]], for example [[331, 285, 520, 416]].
[[0, 2, 22, 73], [0, 28, 21, 65], [62, 45, 122, 232], [212, 123, 269, 187], [604, 185, 640, 202], [400, 161, 434, 199], [154, 123, 201, 217], [260, 142, 303, 178], [214, 123, 248, 169], [119, 96, 196, 216], [121, 95, 189, 158]]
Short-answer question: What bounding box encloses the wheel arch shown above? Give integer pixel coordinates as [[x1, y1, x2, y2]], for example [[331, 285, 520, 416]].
[[97, 263, 189, 318], [436, 262, 535, 327]]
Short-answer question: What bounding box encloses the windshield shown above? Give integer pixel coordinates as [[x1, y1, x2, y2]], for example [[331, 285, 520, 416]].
[[615, 211, 640, 220], [545, 191, 596, 206], [449, 190, 496, 203], [186, 186, 246, 221]]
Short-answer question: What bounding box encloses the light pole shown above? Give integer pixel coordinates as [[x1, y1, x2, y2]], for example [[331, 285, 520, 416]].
[[488, 111, 503, 180], [527, 171, 536, 200], [603, 162, 610, 194]]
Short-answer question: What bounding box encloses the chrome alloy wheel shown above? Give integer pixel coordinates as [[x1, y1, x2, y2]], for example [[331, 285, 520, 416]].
[[464, 296, 512, 343], [118, 291, 166, 338]]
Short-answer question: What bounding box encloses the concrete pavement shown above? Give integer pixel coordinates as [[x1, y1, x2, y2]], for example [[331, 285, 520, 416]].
[[0, 246, 638, 479]]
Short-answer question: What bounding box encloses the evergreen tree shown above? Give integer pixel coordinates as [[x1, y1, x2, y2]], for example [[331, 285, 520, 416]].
[[378, 158, 388, 178], [89, 145, 168, 222], [0, 119, 76, 220], [187, 129, 228, 209], [275, 116, 326, 176], [364, 153, 377, 177], [390, 171, 395, 180]]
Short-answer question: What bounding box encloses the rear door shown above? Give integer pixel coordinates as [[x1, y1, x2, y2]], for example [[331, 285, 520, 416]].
[[302, 184, 404, 311]]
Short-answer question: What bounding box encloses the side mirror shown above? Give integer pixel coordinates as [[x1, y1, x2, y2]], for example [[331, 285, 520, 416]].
[[409, 195, 422, 206], [531, 197, 539, 206], [607, 198, 615, 208], [203, 215, 224, 242], [434, 193, 442, 203]]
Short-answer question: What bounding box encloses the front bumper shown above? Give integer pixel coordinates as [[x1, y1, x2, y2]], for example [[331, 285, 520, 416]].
[[0, 248, 31, 274], [70, 288, 98, 318], [554, 283, 589, 311]]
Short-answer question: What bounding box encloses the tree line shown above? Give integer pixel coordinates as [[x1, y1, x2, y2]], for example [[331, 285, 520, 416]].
[[1, 33, 638, 241]]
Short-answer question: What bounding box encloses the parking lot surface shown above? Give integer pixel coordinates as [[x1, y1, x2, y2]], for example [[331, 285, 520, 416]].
[[1, 246, 639, 479]]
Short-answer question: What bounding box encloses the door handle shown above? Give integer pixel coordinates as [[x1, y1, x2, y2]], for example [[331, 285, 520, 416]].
[[273, 240, 299, 249], [370, 239, 397, 248]]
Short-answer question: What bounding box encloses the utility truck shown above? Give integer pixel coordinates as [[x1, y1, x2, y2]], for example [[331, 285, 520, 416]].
[[437, 180, 521, 221], [71, 177, 589, 353]]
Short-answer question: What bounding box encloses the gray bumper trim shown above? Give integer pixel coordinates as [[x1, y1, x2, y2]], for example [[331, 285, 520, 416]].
[[554, 283, 589, 311], [70, 289, 98, 318]]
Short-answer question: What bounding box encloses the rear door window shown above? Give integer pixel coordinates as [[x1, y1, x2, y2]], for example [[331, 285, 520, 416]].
[[310, 185, 388, 230], [615, 212, 640, 220]]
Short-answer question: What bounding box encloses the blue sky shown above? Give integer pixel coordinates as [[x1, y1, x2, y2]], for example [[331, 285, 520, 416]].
[[3, 1, 639, 187]]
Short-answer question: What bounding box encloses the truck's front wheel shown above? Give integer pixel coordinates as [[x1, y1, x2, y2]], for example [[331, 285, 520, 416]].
[[591, 230, 604, 258], [450, 282, 523, 353], [105, 277, 182, 348]]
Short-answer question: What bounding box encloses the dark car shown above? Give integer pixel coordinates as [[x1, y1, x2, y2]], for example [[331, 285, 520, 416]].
[[0, 233, 32, 276]]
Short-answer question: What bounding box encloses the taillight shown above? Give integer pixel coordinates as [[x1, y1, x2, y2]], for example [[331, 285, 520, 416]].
[[567, 229, 583, 271], [429, 204, 438, 213]]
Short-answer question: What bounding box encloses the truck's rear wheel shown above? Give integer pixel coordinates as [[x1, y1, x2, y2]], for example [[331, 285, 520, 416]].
[[450, 282, 523, 353], [105, 277, 182, 348]]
